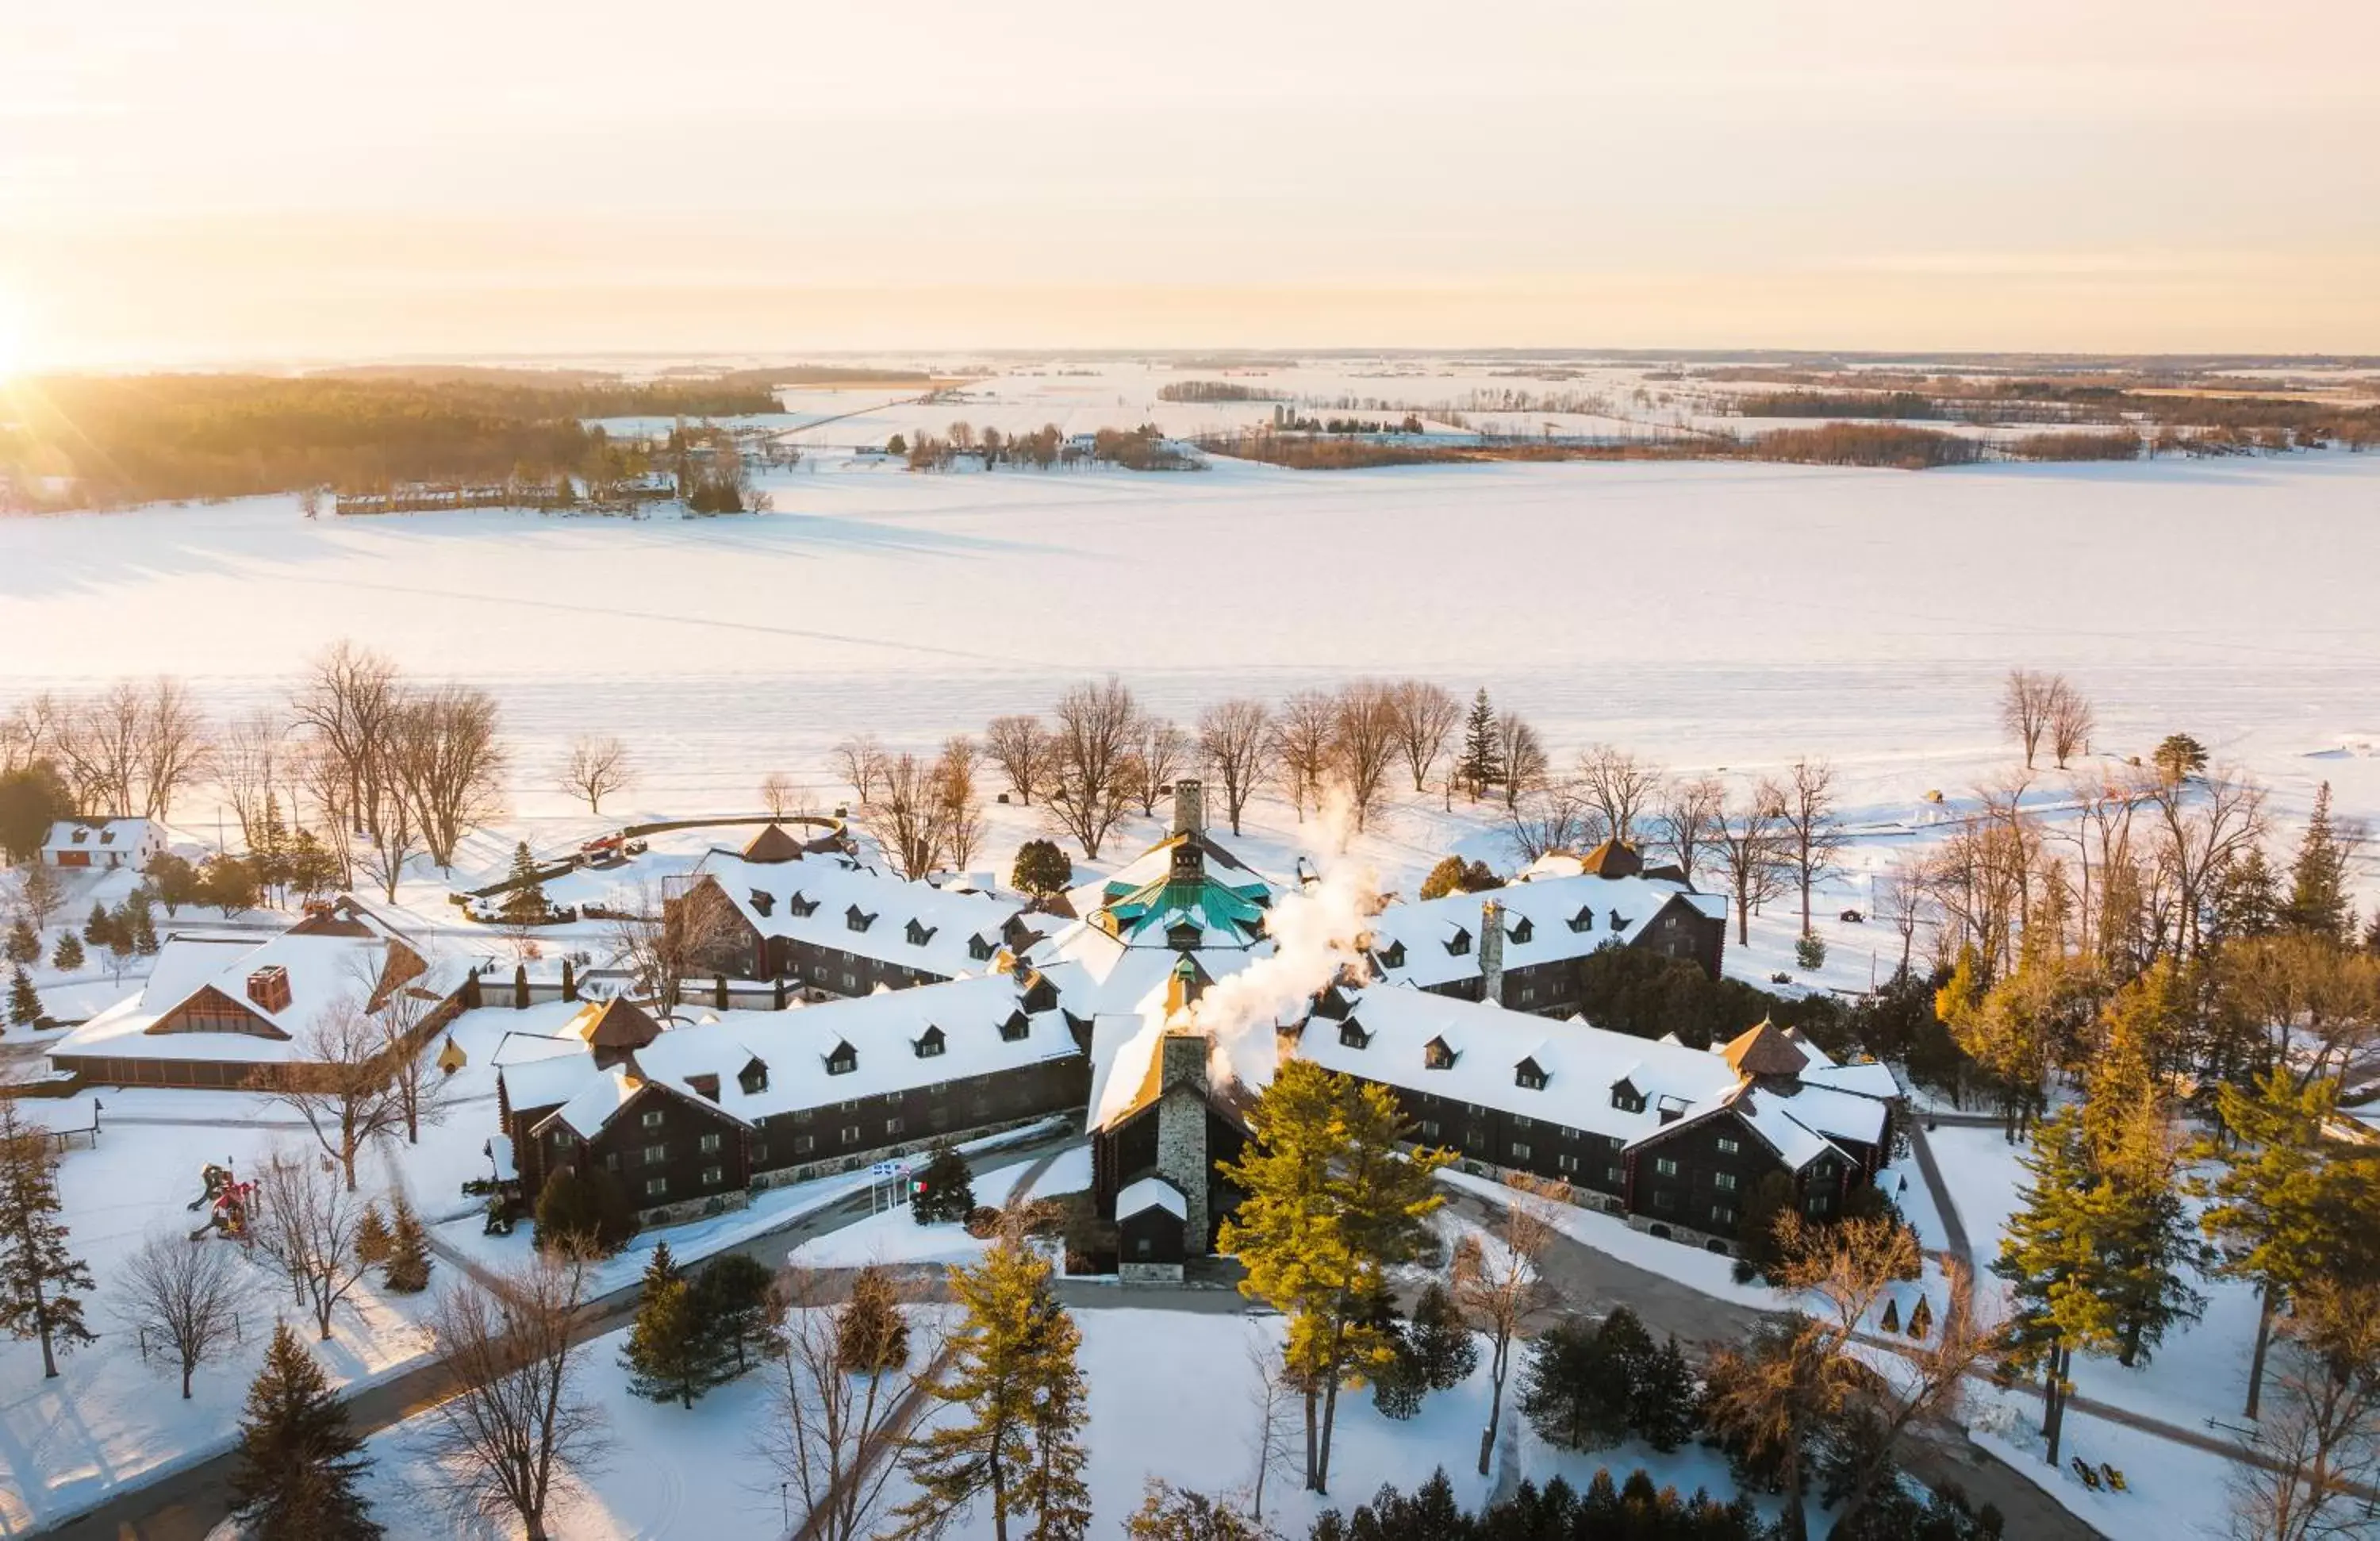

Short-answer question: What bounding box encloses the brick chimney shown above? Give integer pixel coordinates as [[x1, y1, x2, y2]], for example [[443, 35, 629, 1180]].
[[247, 966, 293, 1015], [1173, 778, 1205, 837], [1479, 898, 1506, 1008]]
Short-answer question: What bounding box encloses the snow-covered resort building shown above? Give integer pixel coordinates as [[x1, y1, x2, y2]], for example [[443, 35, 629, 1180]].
[[40, 817, 164, 872], [491, 974, 1088, 1223], [46, 897, 472, 1089]]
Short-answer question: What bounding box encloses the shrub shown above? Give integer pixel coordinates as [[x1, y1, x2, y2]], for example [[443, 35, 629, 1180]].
[[1795, 933, 1828, 970]]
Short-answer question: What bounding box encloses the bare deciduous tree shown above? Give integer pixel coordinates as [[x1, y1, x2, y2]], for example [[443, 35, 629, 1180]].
[[612, 876, 743, 1023], [835, 735, 890, 805], [1244, 1332, 1301, 1526], [1455, 1177, 1564, 1477], [1129, 717, 1194, 819], [388, 683, 506, 871], [762, 1265, 933, 1541], [1718, 778, 1791, 946], [1386, 680, 1461, 794], [937, 737, 986, 870], [1653, 775, 1726, 887], [253, 997, 405, 1190], [758, 772, 804, 819], [1505, 779, 1599, 863], [418, 1253, 608, 1541], [1576, 745, 1664, 845], [1779, 758, 1844, 939], [556, 735, 635, 816], [1326, 681, 1400, 832], [1877, 860, 1930, 980], [1495, 714, 1547, 809], [117, 1228, 249, 1397], [2142, 765, 2268, 960], [2227, 1277, 2380, 1541], [984, 715, 1054, 808], [2001, 668, 2056, 769], [292, 640, 405, 844], [1045, 676, 1139, 860], [249, 1148, 370, 1341], [2048, 677, 2096, 769], [355, 949, 447, 1145], [217, 708, 288, 851], [131, 677, 213, 820], [1269, 691, 1336, 824], [876, 751, 952, 880], [1196, 699, 1271, 836]]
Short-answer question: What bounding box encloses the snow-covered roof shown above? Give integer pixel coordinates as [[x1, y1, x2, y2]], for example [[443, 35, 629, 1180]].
[[1802, 1059, 1902, 1103], [693, 848, 1028, 979], [547, 1066, 648, 1140], [1363, 872, 1725, 990], [42, 818, 159, 855], [1117, 1174, 1187, 1220], [508, 974, 1082, 1133], [50, 901, 463, 1065], [1297, 985, 1888, 1174], [1073, 832, 1277, 954]]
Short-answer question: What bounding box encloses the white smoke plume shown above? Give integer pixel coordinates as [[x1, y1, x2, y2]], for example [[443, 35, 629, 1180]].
[[1193, 784, 1382, 1091]]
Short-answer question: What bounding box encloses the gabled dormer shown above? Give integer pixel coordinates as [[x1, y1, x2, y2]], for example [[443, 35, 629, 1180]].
[[824, 1039, 858, 1076], [1610, 1076, 1647, 1114], [915, 1024, 947, 1059], [1514, 1055, 1549, 1091], [1338, 1017, 1371, 1049], [967, 932, 996, 963], [998, 1009, 1032, 1043], [738, 1057, 770, 1096], [749, 890, 775, 918], [846, 905, 877, 933], [905, 918, 938, 947], [1019, 971, 1060, 1015], [1165, 919, 1203, 951], [1312, 982, 1353, 1020], [787, 890, 819, 919], [1608, 908, 1630, 932], [1444, 927, 1472, 958], [1377, 938, 1407, 970], [1510, 915, 1534, 945], [1568, 904, 1596, 935], [687, 1073, 721, 1101], [1423, 1035, 1457, 1070]]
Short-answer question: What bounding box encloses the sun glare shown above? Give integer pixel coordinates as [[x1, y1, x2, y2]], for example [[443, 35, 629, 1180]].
[[0, 289, 29, 380]]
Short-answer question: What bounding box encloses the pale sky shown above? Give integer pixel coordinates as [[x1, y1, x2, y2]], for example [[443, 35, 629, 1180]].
[[5, 0, 2378, 367]]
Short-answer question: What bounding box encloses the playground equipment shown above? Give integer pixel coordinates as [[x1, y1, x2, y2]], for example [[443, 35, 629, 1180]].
[[186, 1162, 255, 1241]]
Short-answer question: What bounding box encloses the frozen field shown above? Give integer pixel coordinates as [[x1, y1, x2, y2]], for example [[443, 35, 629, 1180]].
[[5, 450, 2379, 840]]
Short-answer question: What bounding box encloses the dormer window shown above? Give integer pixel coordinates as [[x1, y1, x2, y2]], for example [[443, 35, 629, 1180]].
[[1379, 940, 1407, 969], [688, 1073, 721, 1101], [750, 890, 775, 918], [825, 1041, 858, 1075], [1514, 1059, 1548, 1091], [1338, 1020, 1370, 1049], [846, 906, 876, 933], [1609, 909, 1630, 932], [1568, 906, 1595, 935], [1444, 928, 1471, 958], [788, 892, 818, 918], [1511, 917, 1534, 944], [1610, 1079, 1647, 1114], [906, 919, 938, 947], [998, 1010, 1031, 1043], [1423, 1036, 1457, 1070], [738, 1059, 769, 1095], [1166, 920, 1203, 951], [968, 934, 996, 962], [916, 1026, 947, 1059]]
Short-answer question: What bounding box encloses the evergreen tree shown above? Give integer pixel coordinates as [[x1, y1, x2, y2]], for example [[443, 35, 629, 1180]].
[[1991, 1108, 2117, 1465], [50, 932, 83, 972], [2153, 732, 2208, 783], [532, 1166, 635, 1255], [837, 1262, 912, 1372], [1520, 1312, 1631, 1451], [1629, 1332, 1701, 1453], [2086, 1043, 2206, 1368], [2210, 847, 2281, 943], [82, 901, 113, 948], [693, 1251, 774, 1374], [2282, 782, 2355, 941], [913, 1141, 977, 1224], [501, 842, 548, 927], [228, 1324, 384, 1540], [382, 1193, 431, 1293], [2197, 1069, 2380, 1417], [0, 1100, 94, 1377], [1407, 1280, 1477, 1391], [512, 963, 530, 1009], [149, 852, 202, 917], [354, 1203, 393, 1267], [1456, 690, 1501, 800], [6, 965, 40, 1030], [620, 1243, 729, 1408], [897, 1234, 1084, 1541], [1219, 1060, 1450, 1494], [4, 917, 36, 966]]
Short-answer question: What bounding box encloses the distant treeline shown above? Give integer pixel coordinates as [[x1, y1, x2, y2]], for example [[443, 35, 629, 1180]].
[[1730, 390, 1945, 421], [1710, 370, 2380, 444], [1156, 380, 1284, 403], [2002, 430, 2142, 462], [0, 372, 781, 509], [1751, 424, 1983, 469]]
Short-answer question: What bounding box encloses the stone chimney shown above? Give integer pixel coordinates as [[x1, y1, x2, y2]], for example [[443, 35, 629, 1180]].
[[1173, 778, 1205, 837], [1479, 898, 1506, 1007], [1156, 1026, 1214, 1253]]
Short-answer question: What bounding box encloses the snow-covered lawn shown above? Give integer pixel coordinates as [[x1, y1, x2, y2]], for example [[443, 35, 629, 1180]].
[[787, 1143, 1086, 1270], [1969, 1393, 2239, 1541]]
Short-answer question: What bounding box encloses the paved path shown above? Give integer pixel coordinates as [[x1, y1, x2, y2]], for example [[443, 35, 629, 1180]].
[[37, 1125, 1084, 1541]]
